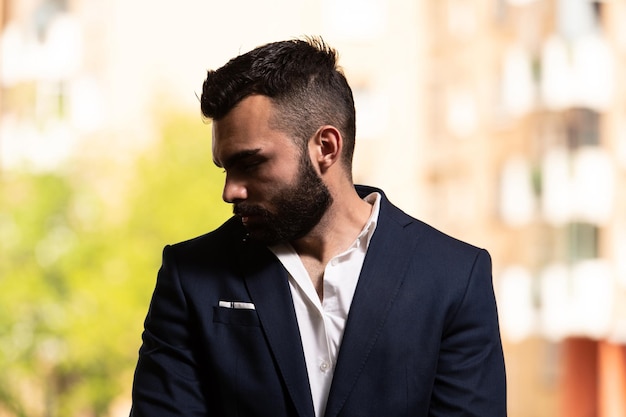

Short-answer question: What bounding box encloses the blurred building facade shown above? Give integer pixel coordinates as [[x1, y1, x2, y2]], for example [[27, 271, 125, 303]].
[[1, 0, 626, 416], [419, 1, 626, 416]]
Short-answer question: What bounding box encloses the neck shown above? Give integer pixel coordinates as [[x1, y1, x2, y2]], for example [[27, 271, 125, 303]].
[[291, 184, 372, 264]]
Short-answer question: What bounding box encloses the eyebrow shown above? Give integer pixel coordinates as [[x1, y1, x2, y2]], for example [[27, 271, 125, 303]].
[[214, 148, 262, 169]]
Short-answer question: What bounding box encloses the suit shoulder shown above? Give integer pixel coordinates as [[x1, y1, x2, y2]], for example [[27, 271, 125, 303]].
[[384, 201, 482, 252], [414, 218, 483, 254], [386, 208, 487, 269]]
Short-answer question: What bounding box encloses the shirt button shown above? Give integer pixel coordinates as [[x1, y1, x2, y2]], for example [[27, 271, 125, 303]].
[[320, 361, 330, 372]]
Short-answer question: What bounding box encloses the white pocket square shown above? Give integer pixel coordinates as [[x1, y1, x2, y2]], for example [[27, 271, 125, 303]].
[[219, 300, 256, 310]]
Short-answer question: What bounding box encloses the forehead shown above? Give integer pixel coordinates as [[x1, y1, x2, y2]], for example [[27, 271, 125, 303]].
[[211, 95, 297, 166]]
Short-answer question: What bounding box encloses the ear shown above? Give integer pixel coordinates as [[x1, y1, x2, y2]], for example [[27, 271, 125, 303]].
[[310, 125, 342, 173]]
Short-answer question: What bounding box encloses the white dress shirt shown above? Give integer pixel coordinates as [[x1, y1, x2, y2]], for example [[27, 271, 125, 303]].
[[269, 192, 381, 417]]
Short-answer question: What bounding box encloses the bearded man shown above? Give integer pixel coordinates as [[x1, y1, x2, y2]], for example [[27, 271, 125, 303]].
[[130, 37, 507, 417]]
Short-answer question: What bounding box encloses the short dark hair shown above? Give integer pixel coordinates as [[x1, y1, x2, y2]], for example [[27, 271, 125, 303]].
[[201, 37, 356, 168]]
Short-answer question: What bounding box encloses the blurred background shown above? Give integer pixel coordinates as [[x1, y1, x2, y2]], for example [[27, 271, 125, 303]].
[[1, 0, 625, 416]]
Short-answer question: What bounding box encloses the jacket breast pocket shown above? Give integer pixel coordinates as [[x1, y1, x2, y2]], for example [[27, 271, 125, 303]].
[[213, 306, 261, 327]]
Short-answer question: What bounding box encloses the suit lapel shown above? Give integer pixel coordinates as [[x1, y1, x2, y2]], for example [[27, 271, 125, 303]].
[[239, 243, 316, 417], [324, 195, 417, 417]]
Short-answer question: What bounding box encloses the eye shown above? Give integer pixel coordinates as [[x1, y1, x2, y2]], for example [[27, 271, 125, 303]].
[[245, 162, 259, 171], [242, 159, 264, 172]]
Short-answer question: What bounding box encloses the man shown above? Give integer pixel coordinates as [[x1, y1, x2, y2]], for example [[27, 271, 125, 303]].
[[131, 37, 506, 416]]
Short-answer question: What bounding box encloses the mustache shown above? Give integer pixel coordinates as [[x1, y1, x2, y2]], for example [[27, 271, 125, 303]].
[[233, 203, 271, 218]]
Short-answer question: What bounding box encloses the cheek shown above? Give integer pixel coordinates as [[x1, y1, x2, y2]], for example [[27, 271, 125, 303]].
[[242, 173, 279, 202], [245, 156, 302, 200], [261, 163, 300, 187]]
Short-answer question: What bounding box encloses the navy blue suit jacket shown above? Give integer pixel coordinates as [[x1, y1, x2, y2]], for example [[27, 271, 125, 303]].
[[131, 185, 506, 416]]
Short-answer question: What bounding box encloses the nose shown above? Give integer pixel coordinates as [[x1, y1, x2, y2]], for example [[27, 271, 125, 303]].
[[222, 175, 247, 203]]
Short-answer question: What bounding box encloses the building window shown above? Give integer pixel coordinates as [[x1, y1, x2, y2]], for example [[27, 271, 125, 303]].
[[566, 222, 599, 261], [565, 108, 600, 149], [556, 0, 598, 41]]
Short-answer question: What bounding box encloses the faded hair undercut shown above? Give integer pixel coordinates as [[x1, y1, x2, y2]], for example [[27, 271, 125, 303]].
[[200, 37, 357, 168]]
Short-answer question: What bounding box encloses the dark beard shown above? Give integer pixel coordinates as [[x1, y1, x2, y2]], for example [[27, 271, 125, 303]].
[[233, 155, 332, 245]]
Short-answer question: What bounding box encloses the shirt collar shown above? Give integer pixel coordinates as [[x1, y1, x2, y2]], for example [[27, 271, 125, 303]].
[[358, 192, 381, 249]]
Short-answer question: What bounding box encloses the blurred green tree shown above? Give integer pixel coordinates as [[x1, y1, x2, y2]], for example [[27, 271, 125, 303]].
[[0, 113, 230, 416]]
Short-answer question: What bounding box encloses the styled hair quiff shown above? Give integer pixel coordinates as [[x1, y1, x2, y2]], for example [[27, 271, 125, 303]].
[[201, 37, 356, 168]]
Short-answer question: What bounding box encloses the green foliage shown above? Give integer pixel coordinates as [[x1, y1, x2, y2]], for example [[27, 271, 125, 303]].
[[0, 113, 230, 416]]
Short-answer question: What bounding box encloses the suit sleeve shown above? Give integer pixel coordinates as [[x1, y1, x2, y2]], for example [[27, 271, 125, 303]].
[[429, 249, 507, 417], [130, 245, 209, 417]]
